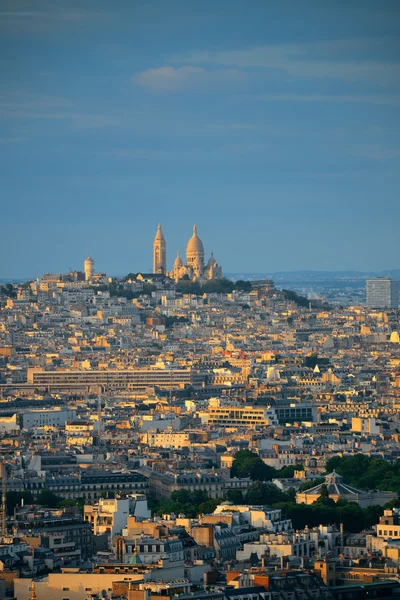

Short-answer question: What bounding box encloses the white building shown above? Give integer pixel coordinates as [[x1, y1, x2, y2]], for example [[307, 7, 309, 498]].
[[351, 417, 381, 435], [139, 430, 193, 449], [213, 505, 291, 533], [138, 413, 182, 432], [22, 408, 76, 430], [84, 497, 130, 539], [128, 493, 151, 521], [0, 413, 20, 434]]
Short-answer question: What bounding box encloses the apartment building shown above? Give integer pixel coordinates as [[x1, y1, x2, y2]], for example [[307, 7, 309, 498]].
[[12, 506, 93, 561], [21, 408, 76, 429], [205, 405, 278, 428], [27, 367, 204, 391], [44, 470, 148, 501], [140, 430, 194, 449], [146, 468, 251, 500], [377, 509, 400, 540]]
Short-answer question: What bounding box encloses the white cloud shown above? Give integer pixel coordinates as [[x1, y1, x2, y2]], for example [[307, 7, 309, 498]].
[[133, 66, 204, 90], [133, 65, 244, 91], [0, 92, 120, 129], [249, 93, 400, 105], [172, 42, 400, 87]]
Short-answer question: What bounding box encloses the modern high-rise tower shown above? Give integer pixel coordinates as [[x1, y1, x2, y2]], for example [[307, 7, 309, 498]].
[[84, 256, 95, 281], [153, 224, 166, 274], [366, 277, 399, 309]]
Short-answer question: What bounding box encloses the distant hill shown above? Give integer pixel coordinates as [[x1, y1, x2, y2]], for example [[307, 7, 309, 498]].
[[226, 270, 400, 282], [0, 278, 31, 284]]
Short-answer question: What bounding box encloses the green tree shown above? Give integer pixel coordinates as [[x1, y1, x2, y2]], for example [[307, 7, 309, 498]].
[[304, 354, 319, 369], [245, 483, 288, 505], [176, 280, 202, 295], [153, 489, 221, 518], [226, 489, 244, 503], [37, 489, 61, 508], [59, 498, 85, 515], [198, 498, 220, 515], [281, 289, 310, 308], [318, 484, 330, 501], [6, 491, 34, 515], [325, 455, 400, 494], [234, 280, 252, 292], [278, 465, 304, 478], [230, 450, 276, 481], [202, 278, 234, 294], [298, 478, 324, 492]]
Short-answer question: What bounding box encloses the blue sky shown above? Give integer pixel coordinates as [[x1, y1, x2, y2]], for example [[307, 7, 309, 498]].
[[1, 0, 400, 278]]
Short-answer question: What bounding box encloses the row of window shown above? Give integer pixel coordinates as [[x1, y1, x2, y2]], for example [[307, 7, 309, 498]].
[[378, 529, 400, 537]]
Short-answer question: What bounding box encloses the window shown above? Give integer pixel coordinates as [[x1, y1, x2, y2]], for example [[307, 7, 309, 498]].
[[62, 588, 70, 592]]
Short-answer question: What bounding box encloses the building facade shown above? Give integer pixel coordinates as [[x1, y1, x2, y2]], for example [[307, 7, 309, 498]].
[[366, 277, 398, 309], [153, 224, 167, 274]]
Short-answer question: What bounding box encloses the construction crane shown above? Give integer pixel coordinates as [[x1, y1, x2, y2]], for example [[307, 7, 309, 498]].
[[0, 461, 7, 537], [97, 395, 102, 436]]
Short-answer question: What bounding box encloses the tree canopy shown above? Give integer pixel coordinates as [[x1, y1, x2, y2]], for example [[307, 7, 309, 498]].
[[0, 283, 17, 298], [235, 280, 252, 292], [273, 498, 383, 533], [151, 489, 220, 518], [230, 450, 303, 482], [6, 490, 85, 515], [326, 455, 400, 494]]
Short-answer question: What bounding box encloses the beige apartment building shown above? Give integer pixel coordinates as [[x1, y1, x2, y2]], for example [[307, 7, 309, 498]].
[[14, 572, 145, 600], [377, 509, 400, 540], [27, 367, 204, 392], [205, 405, 278, 428], [140, 430, 194, 449]]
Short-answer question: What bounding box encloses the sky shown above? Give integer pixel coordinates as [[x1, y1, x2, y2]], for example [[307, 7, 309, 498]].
[[1, 0, 400, 278]]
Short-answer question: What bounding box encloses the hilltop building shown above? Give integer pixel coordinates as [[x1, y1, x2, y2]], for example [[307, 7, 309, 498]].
[[153, 224, 167, 274], [152, 224, 222, 282], [84, 256, 95, 281]]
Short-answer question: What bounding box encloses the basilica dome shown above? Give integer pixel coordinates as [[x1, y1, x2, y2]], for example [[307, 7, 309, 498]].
[[186, 225, 204, 256], [174, 251, 183, 269]]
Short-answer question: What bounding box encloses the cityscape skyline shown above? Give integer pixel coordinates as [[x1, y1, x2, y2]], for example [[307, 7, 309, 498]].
[[1, 0, 400, 277], [1, 2, 400, 593]]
